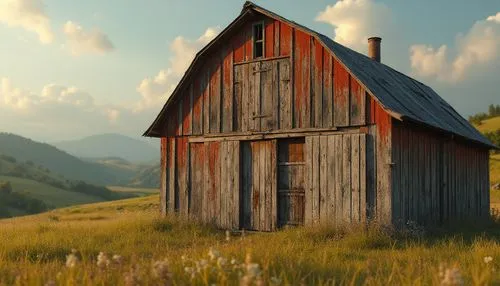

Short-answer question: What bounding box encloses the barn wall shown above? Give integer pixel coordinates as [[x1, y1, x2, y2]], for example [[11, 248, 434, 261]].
[[391, 121, 490, 226], [304, 133, 368, 225], [162, 14, 368, 137]]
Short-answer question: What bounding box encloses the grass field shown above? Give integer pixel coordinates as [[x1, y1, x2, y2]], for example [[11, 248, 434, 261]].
[[107, 185, 159, 197], [0, 175, 104, 208], [0, 195, 498, 285]]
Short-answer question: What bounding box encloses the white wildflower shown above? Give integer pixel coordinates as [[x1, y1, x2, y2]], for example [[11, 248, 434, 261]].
[[97, 252, 111, 269], [231, 258, 238, 265], [124, 264, 141, 286], [246, 263, 261, 278], [196, 259, 209, 272], [208, 247, 220, 260], [484, 256, 493, 264], [112, 254, 123, 265], [65, 253, 79, 268], [225, 230, 231, 242], [217, 257, 227, 267], [270, 276, 282, 285], [152, 259, 171, 280], [440, 265, 464, 286]]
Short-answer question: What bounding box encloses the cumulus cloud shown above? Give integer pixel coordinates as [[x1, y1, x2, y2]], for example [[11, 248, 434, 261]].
[[410, 12, 500, 82], [0, 77, 119, 131], [135, 27, 219, 112], [63, 21, 114, 56], [315, 0, 390, 52], [0, 0, 53, 44]]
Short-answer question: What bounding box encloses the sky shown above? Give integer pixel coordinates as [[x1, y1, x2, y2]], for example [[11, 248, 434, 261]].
[[0, 0, 499, 142]]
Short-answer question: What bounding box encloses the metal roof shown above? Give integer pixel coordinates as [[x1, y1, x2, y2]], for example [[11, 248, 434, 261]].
[[144, 1, 496, 149]]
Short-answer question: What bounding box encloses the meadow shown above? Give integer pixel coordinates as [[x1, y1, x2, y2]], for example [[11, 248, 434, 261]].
[[0, 193, 498, 285]]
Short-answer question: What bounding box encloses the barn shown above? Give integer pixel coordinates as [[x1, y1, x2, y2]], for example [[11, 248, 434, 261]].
[[144, 2, 496, 230]]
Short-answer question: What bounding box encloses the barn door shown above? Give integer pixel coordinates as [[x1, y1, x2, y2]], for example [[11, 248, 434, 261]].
[[240, 140, 277, 231], [278, 138, 306, 227], [247, 59, 290, 132]]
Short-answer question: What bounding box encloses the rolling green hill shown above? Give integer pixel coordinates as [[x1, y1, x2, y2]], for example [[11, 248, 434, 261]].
[[0, 133, 136, 186], [476, 116, 500, 133]]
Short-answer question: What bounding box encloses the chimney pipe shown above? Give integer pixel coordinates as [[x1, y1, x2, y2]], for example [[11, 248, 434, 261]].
[[368, 37, 381, 62]]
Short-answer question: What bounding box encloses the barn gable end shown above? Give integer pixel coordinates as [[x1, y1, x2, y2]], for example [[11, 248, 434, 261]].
[[151, 2, 493, 230]]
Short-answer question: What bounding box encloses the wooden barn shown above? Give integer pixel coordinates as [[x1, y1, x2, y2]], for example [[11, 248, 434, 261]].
[[144, 2, 496, 230]]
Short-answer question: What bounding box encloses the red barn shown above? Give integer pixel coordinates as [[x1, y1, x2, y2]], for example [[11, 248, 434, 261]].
[[144, 2, 496, 230]]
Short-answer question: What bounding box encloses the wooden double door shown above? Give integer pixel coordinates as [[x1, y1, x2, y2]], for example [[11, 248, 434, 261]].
[[240, 139, 305, 231]]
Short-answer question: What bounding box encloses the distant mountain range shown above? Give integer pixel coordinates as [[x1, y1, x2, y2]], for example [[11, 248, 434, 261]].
[[0, 133, 158, 187], [52, 133, 159, 163]]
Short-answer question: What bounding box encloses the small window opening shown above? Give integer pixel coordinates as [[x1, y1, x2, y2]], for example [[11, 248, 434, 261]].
[[253, 22, 264, 59]]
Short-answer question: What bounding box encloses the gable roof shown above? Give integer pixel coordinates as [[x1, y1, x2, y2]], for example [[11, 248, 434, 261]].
[[144, 1, 496, 149]]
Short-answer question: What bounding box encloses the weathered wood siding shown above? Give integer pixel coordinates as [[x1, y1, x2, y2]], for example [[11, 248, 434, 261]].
[[304, 133, 368, 225], [160, 15, 367, 137], [391, 121, 490, 225]]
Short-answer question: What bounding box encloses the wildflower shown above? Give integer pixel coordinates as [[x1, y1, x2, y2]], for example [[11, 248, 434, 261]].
[[440, 265, 464, 286], [97, 252, 111, 269], [484, 256, 493, 264], [225, 230, 231, 242], [270, 276, 282, 285], [217, 257, 227, 267], [246, 263, 261, 278], [152, 259, 171, 280], [44, 280, 56, 286], [65, 251, 79, 268], [208, 247, 220, 260], [124, 264, 141, 286], [231, 258, 238, 265], [112, 254, 124, 265], [196, 259, 209, 272]]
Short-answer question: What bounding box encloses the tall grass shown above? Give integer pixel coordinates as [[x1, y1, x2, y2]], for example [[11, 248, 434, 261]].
[[0, 196, 498, 285]]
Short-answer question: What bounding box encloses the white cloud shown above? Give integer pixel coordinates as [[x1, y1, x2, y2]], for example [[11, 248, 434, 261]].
[[315, 0, 390, 52], [0, 0, 53, 44], [63, 21, 114, 56], [410, 12, 500, 82], [135, 27, 219, 112]]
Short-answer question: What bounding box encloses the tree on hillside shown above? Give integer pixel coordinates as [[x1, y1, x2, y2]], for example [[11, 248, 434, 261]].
[[0, 181, 12, 194]]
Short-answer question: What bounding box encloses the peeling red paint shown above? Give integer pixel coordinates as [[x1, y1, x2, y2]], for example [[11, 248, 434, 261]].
[[334, 58, 349, 125], [294, 29, 311, 128], [192, 78, 203, 134], [182, 87, 191, 135], [350, 77, 364, 125], [265, 20, 274, 58], [279, 22, 292, 56]]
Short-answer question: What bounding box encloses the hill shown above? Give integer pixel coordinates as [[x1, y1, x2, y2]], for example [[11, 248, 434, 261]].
[[0, 133, 137, 186], [0, 195, 498, 284], [52, 133, 158, 163], [476, 116, 500, 134]]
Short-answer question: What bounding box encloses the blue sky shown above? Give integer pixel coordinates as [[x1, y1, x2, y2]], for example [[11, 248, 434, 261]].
[[0, 0, 499, 141]]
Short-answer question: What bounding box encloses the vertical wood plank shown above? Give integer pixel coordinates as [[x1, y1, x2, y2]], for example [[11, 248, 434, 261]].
[[232, 141, 241, 229], [160, 138, 167, 216], [182, 85, 192, 135], [203, 69, 210, 134], [220, 141, 228, 228], [360, 134, 367, 223], [209, 60, 222, 133], [265, 20, 274, 58], [304, 136, 313, 225], [312, 40, 323, 128], [334, 59, 349, 127], [279, 22, 292, 56], [350, 77, 365, 126], [351, 134, 360, 222], [293, 30, 311, 128], [342, 135, 351, 223], [322, 53, 333, 127], [192, 77, 203, 135], [249, 62, 261, 131], [270, 140, 277, 230], [319, 135, 328, 223], [222, 47, 233, 132], [252, 142, 260, 230], [241, 64, 249, 132], [279, 59, 292, 129], [168, 138, 176, 213], [274, 20, 280, 57], [334, 135, 343, 225], [327, 135, 336, 223]]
